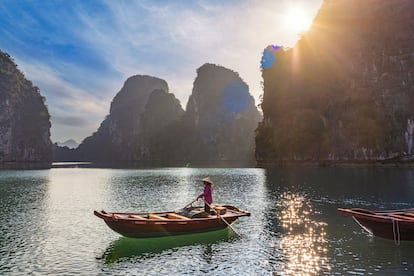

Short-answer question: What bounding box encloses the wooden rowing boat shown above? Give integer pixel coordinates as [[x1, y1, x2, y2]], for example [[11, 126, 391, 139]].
[[94, 205, 250, 238], [337, 207, 414, 241]]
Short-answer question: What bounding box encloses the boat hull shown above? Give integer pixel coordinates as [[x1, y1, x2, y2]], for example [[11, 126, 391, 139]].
[[338, 208, 414, 241], [353, 216, 414, 240], [94, 206, 250, 238], [103, 216, 238, 238]]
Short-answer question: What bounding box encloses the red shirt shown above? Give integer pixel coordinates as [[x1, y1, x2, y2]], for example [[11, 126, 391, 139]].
[[197, 184, 213, 204]]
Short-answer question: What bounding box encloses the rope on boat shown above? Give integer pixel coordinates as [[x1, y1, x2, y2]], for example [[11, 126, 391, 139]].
[[352, 216, 373, 236], [392, 218, 401, 246]]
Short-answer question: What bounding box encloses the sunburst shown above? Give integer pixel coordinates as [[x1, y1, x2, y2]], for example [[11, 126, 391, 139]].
[[283, 4, 313, 34]]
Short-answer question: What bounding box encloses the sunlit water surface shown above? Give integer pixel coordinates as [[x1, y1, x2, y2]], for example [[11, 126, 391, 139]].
[[1, 167, 414, 275]]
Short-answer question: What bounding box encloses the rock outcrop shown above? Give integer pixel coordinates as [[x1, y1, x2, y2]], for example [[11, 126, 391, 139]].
[[77, 64, 261, 166], [0, 50, 51, 163], [77, 75, 184, 162], [256, 0, 414, 164], [180, 63, 261, 164]]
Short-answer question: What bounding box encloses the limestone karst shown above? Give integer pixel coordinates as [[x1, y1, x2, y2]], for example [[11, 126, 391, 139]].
[[0, 51, 51, 164], [256, 0, 414, 164]]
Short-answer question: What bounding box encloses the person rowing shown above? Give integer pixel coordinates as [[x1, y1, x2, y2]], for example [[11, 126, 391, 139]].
[[196, 176, 214, 214]]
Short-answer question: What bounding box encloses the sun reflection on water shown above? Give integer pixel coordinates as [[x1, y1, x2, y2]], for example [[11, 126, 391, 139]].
[[278, 192, 331, 275]]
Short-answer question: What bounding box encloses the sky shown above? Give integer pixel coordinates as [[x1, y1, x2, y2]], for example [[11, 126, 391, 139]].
[[0, 0, 323, 143]]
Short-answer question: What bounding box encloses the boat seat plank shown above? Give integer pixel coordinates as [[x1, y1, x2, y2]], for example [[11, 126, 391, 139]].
[[167, 213, 190, 220], [148, 214, 168, 220], [389, 214, 414, 221], [113, 214, 128, 219], [403, 212, 414, 218], [130, 214, 147, 220]]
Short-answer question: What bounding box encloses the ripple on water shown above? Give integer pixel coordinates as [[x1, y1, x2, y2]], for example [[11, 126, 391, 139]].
[[1, 167, 414, 275]]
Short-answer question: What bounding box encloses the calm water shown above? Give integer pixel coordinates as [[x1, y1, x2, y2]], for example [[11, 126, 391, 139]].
[[1, 167, 414, 275]]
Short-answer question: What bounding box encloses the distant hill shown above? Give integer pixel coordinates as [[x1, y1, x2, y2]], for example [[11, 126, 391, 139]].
[[256, 0, 414, 165], [0, 50, 51, 164], [57, 139, 79, 149]]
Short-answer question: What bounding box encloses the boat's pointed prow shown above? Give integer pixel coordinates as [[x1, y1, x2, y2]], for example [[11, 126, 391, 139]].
[[94, 210, 110, 220]]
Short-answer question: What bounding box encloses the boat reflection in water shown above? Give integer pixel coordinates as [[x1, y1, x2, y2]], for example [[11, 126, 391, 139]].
[[102, 228, 236, 263], [277, 192, 331, 275]]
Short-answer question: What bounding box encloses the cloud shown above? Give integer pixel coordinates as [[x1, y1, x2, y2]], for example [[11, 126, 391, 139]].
[[76, 0, 322, 106], [52, 115, 89, 127], [17, 59, 111, 113], [15, 58, 113, 142]]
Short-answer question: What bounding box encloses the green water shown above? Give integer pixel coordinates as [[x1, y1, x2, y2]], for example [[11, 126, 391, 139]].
[[1, 167, 414, 275]]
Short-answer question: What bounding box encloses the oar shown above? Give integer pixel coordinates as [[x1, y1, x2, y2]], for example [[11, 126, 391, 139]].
[[184, 198, 198, 208], [205, 201, 241, 238]]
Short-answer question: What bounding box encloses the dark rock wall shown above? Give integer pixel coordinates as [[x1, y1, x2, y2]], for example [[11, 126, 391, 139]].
[[256, 0, 414, 163], [0, 51, 51, 163]]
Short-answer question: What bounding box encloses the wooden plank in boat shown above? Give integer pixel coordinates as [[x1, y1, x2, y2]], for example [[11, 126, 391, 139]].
[[129, 214, 147, 220], [148, 214, 168, 220], [167, 213, 190, 220], [403, 212, 414, 218]]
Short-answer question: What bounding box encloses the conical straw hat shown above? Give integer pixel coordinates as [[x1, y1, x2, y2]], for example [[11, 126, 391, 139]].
[[202, 176, 213, 184]]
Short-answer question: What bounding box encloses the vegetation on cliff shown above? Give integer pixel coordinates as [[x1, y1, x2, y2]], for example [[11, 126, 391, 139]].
[[0, 50, 51, 163], [256, 0, 414, 164]]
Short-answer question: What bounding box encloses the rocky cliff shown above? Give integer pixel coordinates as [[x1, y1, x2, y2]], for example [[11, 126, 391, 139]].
[[0, 51, 51, 164], [77, 75, 183, 162], [181, 63, 261, 164], [256, 0, 414, 164], [77, 64, 261, 165]]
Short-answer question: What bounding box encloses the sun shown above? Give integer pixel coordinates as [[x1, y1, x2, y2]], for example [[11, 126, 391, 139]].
[[283, 4, 313, 34]]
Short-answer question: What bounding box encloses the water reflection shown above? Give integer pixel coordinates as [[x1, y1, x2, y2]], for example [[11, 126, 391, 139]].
[[2, 167, 414, 275], [102, 228, 236, 263], [0, 170, 50, 275], [277, 192, 330, 275]]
